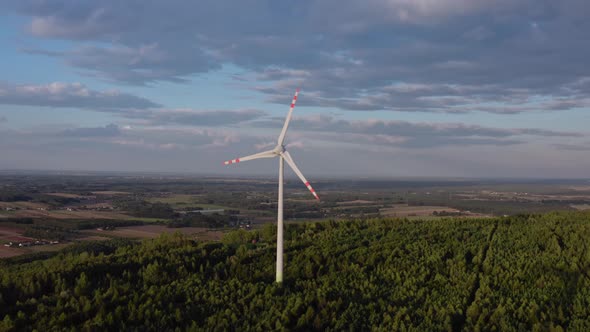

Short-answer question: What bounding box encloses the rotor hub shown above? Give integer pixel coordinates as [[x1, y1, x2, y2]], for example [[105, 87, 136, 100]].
[[274, 144, 286, 154]]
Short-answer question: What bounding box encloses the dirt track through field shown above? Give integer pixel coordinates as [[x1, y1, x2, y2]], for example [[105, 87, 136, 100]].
[[380, 204, 460, 217], [84, 225, 224, 241]]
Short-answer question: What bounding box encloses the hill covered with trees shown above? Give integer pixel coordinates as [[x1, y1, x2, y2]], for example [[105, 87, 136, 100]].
[[2, 212, 590, 331]]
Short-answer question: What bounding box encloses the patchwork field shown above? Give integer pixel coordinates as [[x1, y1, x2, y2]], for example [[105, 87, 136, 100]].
[[1, 223, 224, 259]]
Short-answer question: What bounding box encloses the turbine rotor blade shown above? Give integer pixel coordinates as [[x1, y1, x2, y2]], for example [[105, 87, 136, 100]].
[[281, 150, 319, 200], [277, 89, 300, 146], [223, 149, 276, 165]]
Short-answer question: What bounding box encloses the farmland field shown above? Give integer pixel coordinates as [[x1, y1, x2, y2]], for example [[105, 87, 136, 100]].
[[0, 226, 31, 243], [0, 201, 49, 210], [9, 209, 139, 220], [0, 246, 22, 258], [148, 195, 229, 210], [91, 191, 131, 195], [571, 204, 590, 211], [46, 193, 85, 198]]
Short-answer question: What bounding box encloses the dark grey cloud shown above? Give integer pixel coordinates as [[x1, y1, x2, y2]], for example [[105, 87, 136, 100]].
[[7, 0, 590, 113], [0, 78, 266, 127], [0, 81, 264, 125], [122, 109, 267, 127], [252, 115, 583, 148], [0, 82, 160, 109], [66, 44, 220, 85], [0, 116, 6, 122], [61, 124, 121, 137]]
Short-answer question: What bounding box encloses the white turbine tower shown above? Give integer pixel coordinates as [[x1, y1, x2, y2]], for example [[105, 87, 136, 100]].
[[223, 88, 319, 283]]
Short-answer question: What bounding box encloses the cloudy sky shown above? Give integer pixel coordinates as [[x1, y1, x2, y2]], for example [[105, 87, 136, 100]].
[[0, 1, 589, 178]]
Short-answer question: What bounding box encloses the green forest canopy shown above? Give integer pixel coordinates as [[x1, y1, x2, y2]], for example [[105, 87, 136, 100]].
[[2, 211, 590, 331]]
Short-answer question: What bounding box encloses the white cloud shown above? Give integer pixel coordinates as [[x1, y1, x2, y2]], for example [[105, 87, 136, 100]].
[[0, 82, 159, 109], [61, 124, 121, 137]]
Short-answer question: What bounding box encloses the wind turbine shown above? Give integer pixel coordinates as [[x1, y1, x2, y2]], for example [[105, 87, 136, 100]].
[[223, 88, 319, 283]]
